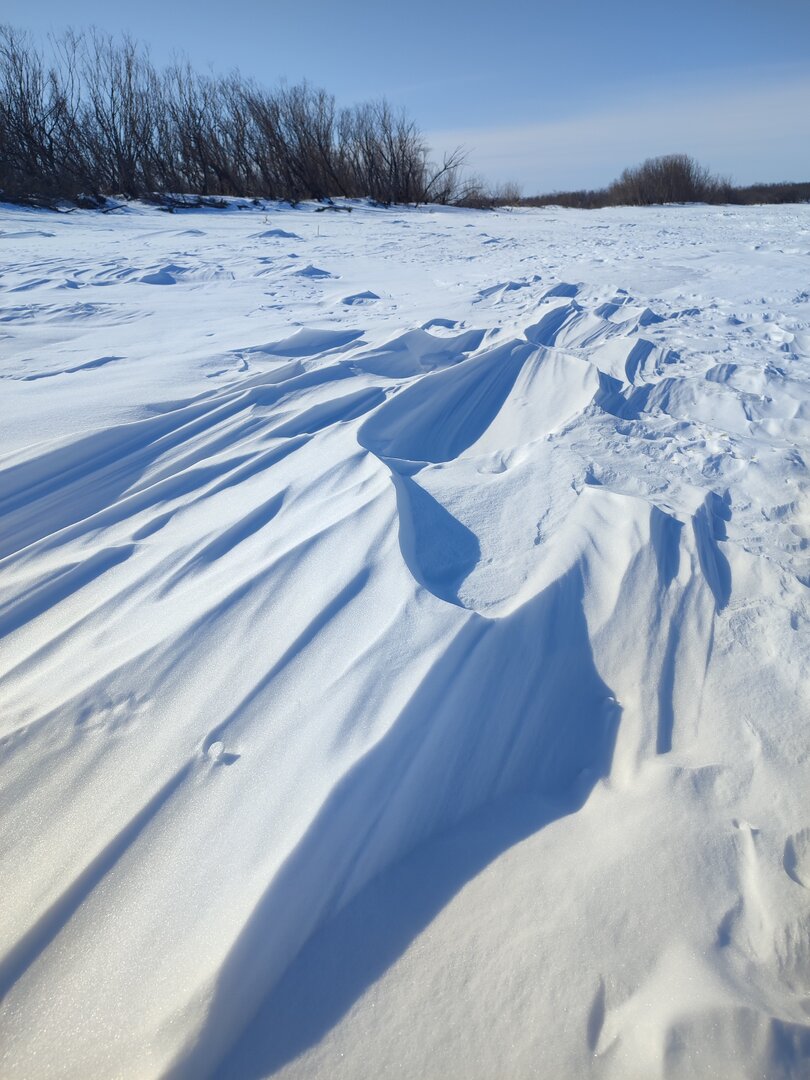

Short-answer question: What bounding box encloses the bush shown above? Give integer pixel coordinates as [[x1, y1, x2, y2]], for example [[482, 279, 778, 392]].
[[730, 180, 810, 205], [607, 154, 731, 205]]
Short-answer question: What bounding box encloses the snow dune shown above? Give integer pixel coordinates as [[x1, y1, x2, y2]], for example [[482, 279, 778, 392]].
[[1, 200, 810, 1079]]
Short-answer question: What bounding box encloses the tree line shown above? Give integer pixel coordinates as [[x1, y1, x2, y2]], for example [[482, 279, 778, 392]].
[[0, 25, 466, 206], [1, 27, 807, 210], [519, 154, 810, 210]]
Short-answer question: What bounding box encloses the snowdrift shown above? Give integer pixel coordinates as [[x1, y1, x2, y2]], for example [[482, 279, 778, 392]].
[[1, 201, 810, 1079]]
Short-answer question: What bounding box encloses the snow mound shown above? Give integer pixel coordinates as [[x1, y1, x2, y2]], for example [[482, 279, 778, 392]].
[[251, 229, 302, 240], [293, 263, 335, 279], [340, 290, 380, 306], [1, 201, 809, 1080]]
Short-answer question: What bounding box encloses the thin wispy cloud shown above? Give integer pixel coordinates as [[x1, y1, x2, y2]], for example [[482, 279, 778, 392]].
[[428, 74, 810, 192]]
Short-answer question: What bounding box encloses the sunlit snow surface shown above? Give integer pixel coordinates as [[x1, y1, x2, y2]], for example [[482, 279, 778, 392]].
[[1, 200, 810, 1079]]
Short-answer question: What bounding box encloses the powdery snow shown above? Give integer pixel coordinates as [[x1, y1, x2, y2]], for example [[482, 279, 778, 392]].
[[1, 199, 810, 1079]]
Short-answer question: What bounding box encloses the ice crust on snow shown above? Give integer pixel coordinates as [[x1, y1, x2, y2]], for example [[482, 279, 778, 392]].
[[1, 200, 810, 1079]]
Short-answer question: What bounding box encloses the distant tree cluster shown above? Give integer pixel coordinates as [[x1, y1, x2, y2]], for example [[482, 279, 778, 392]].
[[729, 179, 810, 205], [519, 154, 810, 209], [610, 154, 732, 205], [0, 25, 465, 206]]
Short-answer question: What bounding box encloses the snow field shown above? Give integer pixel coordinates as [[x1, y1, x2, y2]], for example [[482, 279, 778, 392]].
[[1, 200, 810, 1078]]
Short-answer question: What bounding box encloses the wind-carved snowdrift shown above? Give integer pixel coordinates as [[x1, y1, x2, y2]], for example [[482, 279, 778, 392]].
[[1, 203, 810, 1080]]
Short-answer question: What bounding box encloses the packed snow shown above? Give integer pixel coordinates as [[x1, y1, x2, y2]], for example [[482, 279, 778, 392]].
[[1, 199, 810, 1079]]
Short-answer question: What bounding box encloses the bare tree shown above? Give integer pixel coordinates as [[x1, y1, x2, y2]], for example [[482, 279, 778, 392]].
[[0, 24, 470, 207], [608, 154, 732, 206]]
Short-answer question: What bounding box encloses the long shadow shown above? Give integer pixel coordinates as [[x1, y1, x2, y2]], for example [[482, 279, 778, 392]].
[[0, 361, 353, 560], [0, 760, 192, 1001], [692, 490, 732, 612], [357, 339, 532, 464], [0, 544, 134, 638], [168, 565, 622, 1079], [594, 370, 654, 420], [389, 473, 481, 606], [216, 790, 582, 1079], [524, 301, 579, 346], [650, 507, 684, 755]]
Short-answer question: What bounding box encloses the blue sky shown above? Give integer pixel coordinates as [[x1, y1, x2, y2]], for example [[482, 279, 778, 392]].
[[4, 0, 809, 192]]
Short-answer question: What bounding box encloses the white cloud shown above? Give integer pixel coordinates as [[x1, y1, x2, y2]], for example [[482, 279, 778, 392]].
[[427, 76, 810, 193]]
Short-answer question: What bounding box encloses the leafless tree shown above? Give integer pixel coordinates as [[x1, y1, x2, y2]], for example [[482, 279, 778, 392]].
[[608, 154, 732, 206], [0, 25, 465, 207]]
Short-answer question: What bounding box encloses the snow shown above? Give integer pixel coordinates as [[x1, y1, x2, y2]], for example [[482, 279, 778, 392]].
[[1, 198, 810, 1079]]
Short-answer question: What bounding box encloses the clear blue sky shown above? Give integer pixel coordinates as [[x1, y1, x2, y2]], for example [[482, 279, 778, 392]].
[[4, 0, 809, 192]]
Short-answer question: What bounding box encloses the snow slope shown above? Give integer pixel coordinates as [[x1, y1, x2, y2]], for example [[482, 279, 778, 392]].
[[1, 199, 810, 1079]]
